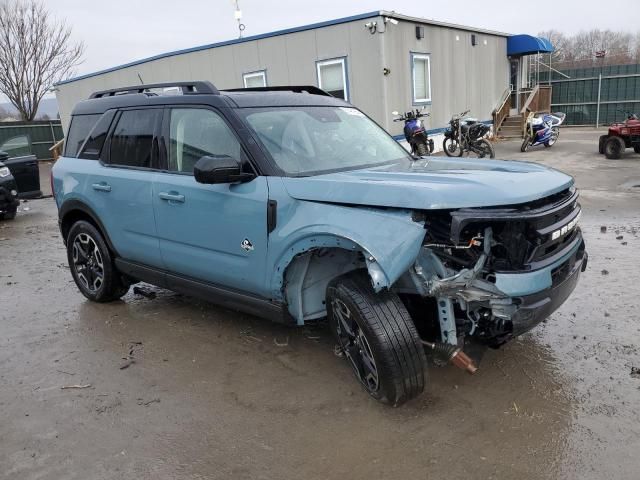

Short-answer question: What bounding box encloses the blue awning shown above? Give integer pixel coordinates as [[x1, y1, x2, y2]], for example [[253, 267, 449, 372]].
[[507, 35, 554, 56]]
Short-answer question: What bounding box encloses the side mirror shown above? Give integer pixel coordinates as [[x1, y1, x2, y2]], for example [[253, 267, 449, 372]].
[[193, 155, 252, 184]]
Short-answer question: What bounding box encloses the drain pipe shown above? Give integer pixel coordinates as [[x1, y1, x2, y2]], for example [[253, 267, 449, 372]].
[[421, 340, 478, 374]]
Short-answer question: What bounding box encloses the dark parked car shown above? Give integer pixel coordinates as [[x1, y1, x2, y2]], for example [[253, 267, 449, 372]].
[[0, 134, 42, 199], [0, 158, 20, 220]]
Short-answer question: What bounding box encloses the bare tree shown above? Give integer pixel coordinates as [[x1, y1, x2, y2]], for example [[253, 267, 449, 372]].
[[0, 0, 83, 121]]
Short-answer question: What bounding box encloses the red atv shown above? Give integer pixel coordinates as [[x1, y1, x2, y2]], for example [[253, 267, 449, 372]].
[[599, 112, 640, 159]]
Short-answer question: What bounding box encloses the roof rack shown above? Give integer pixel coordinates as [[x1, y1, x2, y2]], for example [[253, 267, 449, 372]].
[[89, 81, 219, 99], [222, 85, 333, 97]]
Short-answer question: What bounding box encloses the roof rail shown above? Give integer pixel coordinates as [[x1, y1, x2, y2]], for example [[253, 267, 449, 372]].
[[89, 81, 219, 99], [222, 85, 333, 97]]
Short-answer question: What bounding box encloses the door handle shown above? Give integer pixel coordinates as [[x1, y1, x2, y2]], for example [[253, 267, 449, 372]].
[[92, 182, 111, 192], [158, 191, 185, 203]]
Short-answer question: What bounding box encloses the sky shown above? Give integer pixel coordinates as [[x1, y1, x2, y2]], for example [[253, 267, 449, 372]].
[[55, 0, 639, 80]]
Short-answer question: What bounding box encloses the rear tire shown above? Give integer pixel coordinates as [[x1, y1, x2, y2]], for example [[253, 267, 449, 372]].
[[604, 136, 625, 159], [443, 138, 462, 157], [416, 142, 428, 157], [633, 145, 640, 154], [0, 206, 17, 220], [327, 271, 427, 406], [598, 135, 608, 154], [67, 220, 129, 302], [477, 139, 495, 158]]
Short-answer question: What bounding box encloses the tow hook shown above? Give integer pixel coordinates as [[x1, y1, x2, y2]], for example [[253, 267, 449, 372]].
[[421, 340, 478, 374]]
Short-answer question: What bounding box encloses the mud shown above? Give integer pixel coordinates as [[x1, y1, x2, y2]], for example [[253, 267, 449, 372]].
[[1, 128, 638, 479]]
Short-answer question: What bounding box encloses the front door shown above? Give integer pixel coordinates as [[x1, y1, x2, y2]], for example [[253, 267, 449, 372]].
[[509, 57, 520, 114], [153, 106, 269, 296]]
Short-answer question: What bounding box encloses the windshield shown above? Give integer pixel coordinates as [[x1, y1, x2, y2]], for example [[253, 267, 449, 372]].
[[240, 106, 412, 176]]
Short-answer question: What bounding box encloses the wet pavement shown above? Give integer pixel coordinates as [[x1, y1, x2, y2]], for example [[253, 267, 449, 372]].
[[1, 128, 638, 479]]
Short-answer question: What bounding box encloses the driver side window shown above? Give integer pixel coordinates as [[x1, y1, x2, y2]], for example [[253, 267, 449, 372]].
[[168, 108, 241, 173]]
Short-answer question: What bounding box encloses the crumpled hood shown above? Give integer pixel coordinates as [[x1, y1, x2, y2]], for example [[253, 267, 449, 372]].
[[281, 157, 574, 209]]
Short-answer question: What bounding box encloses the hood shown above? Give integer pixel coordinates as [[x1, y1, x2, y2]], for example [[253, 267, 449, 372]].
[[281, 157, 574, 210]]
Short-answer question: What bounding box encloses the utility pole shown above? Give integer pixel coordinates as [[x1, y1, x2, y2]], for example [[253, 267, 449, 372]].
[[233, 0, 245, 38]]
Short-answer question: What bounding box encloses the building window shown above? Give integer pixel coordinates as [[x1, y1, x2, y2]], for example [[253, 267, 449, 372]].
[[316, 57, 348, 101], [243, 70, 267, 88], [412, 53, 431, 104]]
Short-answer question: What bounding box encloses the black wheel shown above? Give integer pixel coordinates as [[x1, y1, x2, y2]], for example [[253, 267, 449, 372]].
[[633, 145, 640, 154], [416, 142, 428, 157], [443, 138, 462, 157], [604, 136, 625, 159], [598, 135, 608, 154], [477, 139, 495, 158], [521, 135, 530, 152], [0, 206, 17, 220], [327, 271, 427, 406], [67, 220, 129, 302]]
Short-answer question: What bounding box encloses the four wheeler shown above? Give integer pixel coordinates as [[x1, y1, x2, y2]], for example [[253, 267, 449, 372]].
[[599, 111, 640, 159]]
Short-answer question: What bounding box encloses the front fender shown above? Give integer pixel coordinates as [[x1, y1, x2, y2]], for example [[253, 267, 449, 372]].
[[267, 179, 426, 300]]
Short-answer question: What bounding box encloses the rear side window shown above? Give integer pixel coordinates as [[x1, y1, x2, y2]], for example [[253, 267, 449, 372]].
[[78, 111, 116, 160], [65, 114, 101, 157], [109, 109, 160, 168]]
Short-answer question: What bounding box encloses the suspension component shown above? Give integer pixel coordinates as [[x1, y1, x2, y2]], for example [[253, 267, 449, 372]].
[[421, 340, 478, 374]]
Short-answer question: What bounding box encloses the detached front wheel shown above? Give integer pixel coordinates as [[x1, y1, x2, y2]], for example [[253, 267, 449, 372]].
[[327, 272, 427, 406]]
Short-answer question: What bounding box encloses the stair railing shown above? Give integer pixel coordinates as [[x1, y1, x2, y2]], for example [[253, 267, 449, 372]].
[[492, 86, 512, 139]]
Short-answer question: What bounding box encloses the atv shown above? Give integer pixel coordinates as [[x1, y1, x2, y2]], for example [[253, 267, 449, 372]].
[[598, 111, 640, 159]]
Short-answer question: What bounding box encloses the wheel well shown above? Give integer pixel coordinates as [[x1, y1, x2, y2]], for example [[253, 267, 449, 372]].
[[283, 247, 365, 324], [60, 209, 116, 255]]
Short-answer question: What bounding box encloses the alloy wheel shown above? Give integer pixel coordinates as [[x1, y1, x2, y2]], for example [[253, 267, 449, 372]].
[[332, 298, 379, 393], [72, 233, 104, 293]]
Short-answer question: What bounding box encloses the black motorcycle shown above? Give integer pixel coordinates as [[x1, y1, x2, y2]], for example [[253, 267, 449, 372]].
[[443, 110, 495, 158], [393, 108, 434, 156]]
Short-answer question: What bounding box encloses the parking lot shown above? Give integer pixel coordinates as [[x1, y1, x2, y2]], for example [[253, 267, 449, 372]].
[[1, 128, 638, 480]]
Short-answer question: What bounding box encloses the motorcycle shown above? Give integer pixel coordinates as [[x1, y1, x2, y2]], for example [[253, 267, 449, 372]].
[[443, 110, 495, 158], [392, 108, 434, 156], [520, 112, 566, 152]]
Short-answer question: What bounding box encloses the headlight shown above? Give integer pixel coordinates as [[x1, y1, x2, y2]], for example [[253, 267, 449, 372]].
[[0, 166, 10, 178]]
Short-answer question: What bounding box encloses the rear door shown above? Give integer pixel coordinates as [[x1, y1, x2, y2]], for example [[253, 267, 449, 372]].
[[88, 108, 164, 268], [153, 106, 269, 296]]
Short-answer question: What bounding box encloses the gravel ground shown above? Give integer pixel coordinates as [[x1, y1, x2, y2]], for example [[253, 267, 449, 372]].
[[0, 128, 638, 479]]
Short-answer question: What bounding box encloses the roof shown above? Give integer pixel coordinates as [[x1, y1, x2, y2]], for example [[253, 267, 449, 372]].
[[56, 10, 511, 87], [507, 35, 554, 56]]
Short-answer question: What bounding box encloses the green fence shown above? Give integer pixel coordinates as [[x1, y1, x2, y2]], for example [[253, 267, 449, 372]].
[[0, 121, 64, 161], [547, 64, 640, 126]]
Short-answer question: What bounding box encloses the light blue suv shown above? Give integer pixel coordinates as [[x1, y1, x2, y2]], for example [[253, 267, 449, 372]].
[[53, 82, 587, 405]]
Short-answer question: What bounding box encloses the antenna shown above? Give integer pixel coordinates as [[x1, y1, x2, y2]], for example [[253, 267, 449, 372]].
[[233, 0, 245, 38]]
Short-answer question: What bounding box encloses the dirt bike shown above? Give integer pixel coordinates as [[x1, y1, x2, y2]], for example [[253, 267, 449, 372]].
[[443, 110, 495, 158]]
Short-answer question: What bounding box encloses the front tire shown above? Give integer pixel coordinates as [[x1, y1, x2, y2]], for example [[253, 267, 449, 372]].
[[521, 135, 530, 152], [0, 206, 17, 220], [327, 272, 427, 406], [604, 136, 625, 159], [67, 220, 129, 302], [443, 138, 462, 157], [633, 145, 640, 154]]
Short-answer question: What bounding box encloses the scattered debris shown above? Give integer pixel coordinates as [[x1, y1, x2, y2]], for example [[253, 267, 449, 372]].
[[119, 359, 135, 370], [56, 370, 75, 376], [601, 269, 609, 275], [621, 241, 628, 245], [133, 286, 156, 299], [137, 398, 160, 406], [600, 226, 607, 233], [61, 384, 91, 389], [616, 235, 624, 240], [631, 367, 640, 379], [333, 344, 344, 357], [274, 336, 289, 347]]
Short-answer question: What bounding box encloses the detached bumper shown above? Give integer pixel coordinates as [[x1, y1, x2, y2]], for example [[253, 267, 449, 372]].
[[510, 239, 587, 336]]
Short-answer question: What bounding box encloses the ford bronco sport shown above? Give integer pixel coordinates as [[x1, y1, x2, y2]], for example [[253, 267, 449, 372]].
[[53, 82, 587, 406]]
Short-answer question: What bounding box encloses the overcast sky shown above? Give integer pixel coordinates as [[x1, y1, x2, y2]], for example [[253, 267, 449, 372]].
[[55, 0, 638, 79]]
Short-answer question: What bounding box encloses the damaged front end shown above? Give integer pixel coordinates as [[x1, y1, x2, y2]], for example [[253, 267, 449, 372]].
[[399, 187, 587, 353]]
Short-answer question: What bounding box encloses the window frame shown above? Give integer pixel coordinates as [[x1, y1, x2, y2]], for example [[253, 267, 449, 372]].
[[411, 52, 432, 105], [157, 105, 258, 177], [243, 70, 267, 88], [101, 107, 163, 171], [316, 56, 349, 101]]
